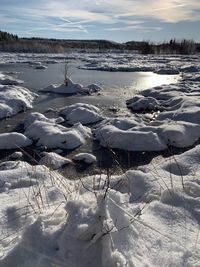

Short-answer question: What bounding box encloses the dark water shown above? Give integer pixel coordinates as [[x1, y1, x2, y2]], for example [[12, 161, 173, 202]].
[[0, 60, 180, 176]]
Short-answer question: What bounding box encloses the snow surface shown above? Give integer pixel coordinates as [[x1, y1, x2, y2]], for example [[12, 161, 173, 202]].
[[59, 103, 103, 125], [0, 146, 199, 266]]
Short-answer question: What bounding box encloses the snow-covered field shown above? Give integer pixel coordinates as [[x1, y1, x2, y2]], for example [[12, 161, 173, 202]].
[[0, 52, 199, 266]]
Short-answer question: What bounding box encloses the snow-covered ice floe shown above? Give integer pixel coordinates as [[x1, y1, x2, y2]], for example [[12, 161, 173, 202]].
[[42, 77, 102, 95], [23, 112, 91, 150], [0, 145, 200, 266], [59, 103, 104, 125], [0, 84, 37, 120]]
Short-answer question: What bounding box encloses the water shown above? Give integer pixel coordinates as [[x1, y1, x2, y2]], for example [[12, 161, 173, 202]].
[[0, 59, 180, 176]]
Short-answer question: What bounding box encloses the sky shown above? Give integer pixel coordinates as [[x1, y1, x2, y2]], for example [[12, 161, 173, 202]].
[[0, 0, 199, 42]]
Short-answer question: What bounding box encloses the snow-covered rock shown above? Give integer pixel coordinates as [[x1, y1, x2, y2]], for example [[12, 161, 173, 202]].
[[60, 103, 103, 125], [39, 152, 72, 169], [0, 132, 32, 149], [73, 153, 97, 164], [0, 85, 37, 119]]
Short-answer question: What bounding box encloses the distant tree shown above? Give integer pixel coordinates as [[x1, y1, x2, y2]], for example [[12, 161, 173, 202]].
[[140, 41, 155, 54]]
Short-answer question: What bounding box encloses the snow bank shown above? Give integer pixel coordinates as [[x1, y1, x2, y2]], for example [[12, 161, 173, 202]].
[[42, 77, 102, 95], [39, 152, 72, 169], [0, 85, 37, 119], [0, 132, 32, 149], [59, 103, 103, 125], [0, 145, 200, 266]]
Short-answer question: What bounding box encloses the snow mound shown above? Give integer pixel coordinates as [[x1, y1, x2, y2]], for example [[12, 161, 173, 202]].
[[0, 132, 32, 149], [42, 77, 102, 95], [23, 112, 64, 129], [25, 120, 91, 150], [94, 118, 200, 151], [94, 124, 167, 151], [39, 152, 72, 169], [73, 153, 97, 164], [127, 95, 161, 111], [60, 103, 103, 125], [0, 85, 37, 119]]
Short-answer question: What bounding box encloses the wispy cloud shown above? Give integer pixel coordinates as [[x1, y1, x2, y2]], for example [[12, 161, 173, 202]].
[[0, 0, 199, 37], [106, 25, 162, 32]]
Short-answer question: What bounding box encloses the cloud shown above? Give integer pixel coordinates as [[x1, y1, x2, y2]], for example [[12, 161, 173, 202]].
[[106, 25, 162, 32], [0, 0, 199, 35]]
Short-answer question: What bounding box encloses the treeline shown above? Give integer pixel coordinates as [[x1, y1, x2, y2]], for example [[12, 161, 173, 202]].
[[0, 30, 199, 54], [126, 39, 198, 54], [0, 30, 18, 42]]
